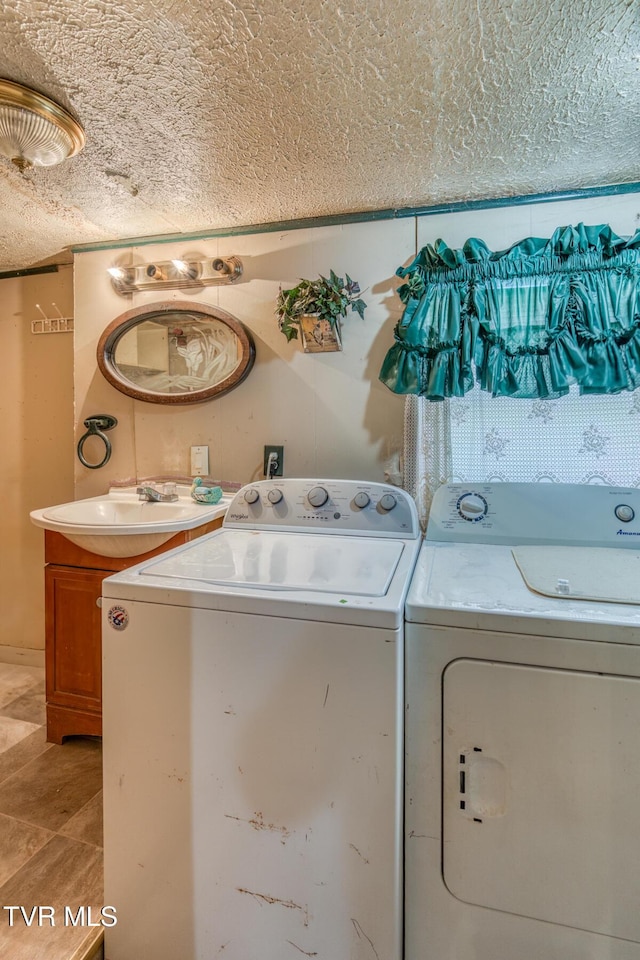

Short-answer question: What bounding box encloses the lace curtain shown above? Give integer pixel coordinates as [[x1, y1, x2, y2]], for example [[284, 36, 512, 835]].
[[403, 387, 640, 527]]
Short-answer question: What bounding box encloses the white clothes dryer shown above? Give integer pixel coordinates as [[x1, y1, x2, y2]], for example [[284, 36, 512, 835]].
[[101, 478, 420, 960], [405, 482, 640, 960]]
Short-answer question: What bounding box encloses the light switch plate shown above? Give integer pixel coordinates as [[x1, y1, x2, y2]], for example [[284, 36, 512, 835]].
[[191, 445, 209, 476]]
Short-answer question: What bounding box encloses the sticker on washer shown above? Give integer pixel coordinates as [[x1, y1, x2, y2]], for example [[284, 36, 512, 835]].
[[107, 605, 129, 630]]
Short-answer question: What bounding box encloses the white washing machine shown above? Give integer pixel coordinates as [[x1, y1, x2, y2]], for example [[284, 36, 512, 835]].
[[405, 482, 640, 960], [101, 478, 420, 960]]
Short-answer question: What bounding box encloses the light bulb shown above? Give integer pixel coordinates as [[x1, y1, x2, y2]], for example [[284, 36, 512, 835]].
[[172, 259, 199, 281]]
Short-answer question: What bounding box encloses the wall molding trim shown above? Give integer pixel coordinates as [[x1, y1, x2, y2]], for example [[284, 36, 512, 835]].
[[0, 645, 45, 668], [71, 182, 640, 256]]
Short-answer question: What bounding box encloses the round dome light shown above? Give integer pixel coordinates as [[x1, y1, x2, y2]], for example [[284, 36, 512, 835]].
[[0, 79, 85, 171]]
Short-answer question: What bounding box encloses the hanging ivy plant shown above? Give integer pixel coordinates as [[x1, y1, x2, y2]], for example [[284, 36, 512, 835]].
[[276, 270, 367, 342]]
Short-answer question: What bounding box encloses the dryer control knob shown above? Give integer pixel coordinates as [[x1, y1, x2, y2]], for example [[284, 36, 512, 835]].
[[244, 488, 260, 504], [458, 493, 487, 521], [267, 488, 283, 504], [379, 493, 397, 512], [307, 486, 329, 508], [615, 504, 635, 522], [353, 492, 371, 509]]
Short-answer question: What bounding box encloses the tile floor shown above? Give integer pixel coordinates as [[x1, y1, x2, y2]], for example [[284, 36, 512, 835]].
[[0, 661, 104, 960]]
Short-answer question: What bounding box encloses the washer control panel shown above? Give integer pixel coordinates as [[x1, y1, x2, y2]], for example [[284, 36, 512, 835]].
[[427, 482, 640, 547], [224, 479, 419, 538]]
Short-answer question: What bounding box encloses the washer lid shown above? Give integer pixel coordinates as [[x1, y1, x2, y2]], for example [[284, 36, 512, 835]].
[[141, 529, 405, 596]]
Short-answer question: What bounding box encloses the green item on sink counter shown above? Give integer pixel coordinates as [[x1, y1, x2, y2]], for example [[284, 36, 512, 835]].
[[190, 477, 223, 504]]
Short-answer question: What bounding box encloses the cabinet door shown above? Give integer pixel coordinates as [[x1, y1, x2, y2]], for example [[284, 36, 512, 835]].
[[45, 564, 108, 712]]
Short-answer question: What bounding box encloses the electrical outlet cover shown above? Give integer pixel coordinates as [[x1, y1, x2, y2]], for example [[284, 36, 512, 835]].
[[263, 445, 284, 477]]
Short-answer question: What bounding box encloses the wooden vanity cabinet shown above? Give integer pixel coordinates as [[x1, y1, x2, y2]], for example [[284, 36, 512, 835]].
[[45, 561, 105, 743], [43, 519, 223, 744]]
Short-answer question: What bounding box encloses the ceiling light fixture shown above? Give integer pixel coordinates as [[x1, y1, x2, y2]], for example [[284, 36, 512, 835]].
[[0, 78, 85, 171], [108, 257, 243, 295]]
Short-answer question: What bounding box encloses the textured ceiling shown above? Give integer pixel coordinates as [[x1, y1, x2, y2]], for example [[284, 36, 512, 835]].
[[0, 0, 638, 270]]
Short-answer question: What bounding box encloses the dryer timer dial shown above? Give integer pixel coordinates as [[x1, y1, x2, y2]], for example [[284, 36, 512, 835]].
[[457, 493, 488, 521]]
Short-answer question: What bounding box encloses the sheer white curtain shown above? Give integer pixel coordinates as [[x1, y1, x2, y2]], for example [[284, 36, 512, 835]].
[[404, 389, 640, 528]]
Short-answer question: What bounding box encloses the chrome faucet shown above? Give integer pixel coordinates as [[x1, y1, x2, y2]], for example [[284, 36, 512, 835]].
[[136, 484, 178, 502]]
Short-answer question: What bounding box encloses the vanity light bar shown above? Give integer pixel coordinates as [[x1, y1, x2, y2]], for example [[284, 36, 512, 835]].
[[108, 256, 243, 295]]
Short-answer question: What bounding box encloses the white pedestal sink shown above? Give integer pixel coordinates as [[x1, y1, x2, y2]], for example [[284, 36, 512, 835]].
[[30, 485, 231, 558]]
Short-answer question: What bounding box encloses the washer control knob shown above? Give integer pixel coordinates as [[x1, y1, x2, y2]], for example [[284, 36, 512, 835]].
[[458, 493, 487, 521], [379, 493, 397, 512], [353, 492, 371, 509], [307, 486, 329, 508], [267, 488, 283, 504], [244, 488, 260, 504], [615, 504, 635, 523]]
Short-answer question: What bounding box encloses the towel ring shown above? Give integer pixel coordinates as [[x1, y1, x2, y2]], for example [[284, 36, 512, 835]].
[[77, 414, 118, 470]]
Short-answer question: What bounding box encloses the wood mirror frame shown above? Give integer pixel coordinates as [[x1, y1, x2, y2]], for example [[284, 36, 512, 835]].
[[97, 301, 255, 404]]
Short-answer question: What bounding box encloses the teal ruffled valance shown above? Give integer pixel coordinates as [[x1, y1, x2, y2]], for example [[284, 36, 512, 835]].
[[379, 223, 640, 400]]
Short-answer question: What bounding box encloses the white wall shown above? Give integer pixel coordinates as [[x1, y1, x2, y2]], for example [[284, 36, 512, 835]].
[[73, 220, 414, 497], [1, 267, 74, 651], [416, 191, 640, 254], [73, 193, 640, 499]]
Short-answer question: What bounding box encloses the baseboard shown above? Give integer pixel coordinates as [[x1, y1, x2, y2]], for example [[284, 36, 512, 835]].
[[69, 930, 104, 960], [70, 930, 103, 960], [0, 644, 45, 668]]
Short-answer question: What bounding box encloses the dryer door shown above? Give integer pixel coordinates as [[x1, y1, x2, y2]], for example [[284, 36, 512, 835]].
[[443, 659, 640, 941]]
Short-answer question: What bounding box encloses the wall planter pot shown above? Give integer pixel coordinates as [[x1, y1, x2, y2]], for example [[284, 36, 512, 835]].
[[299, 314, 343, 353], [275, 270, 366, 351]]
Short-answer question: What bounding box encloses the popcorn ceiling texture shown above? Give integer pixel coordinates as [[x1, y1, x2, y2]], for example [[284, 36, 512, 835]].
[[0, 0, 637, 269]]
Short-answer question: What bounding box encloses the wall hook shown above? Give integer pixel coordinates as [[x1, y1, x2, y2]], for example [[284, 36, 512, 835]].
[[77, 414, 118, 470], [32, 302, 74, 334]]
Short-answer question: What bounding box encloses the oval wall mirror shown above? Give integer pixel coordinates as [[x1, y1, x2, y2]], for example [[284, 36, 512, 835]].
[[97, 301, 255, 404]]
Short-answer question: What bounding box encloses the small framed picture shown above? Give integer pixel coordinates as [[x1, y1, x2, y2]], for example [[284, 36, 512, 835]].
[[299, 316, 343, 353]]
